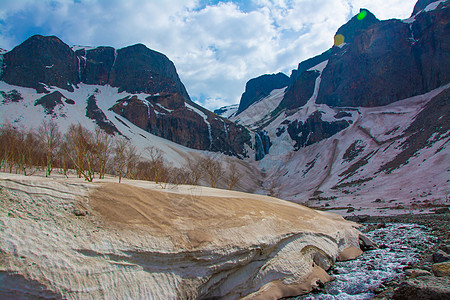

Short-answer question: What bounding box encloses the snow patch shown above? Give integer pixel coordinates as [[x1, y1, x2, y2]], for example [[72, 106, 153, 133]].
[[45, 65, 54, 69], [307, 60, 328, 72], [71, 45, 96, 52], [424, 0, 447, 12], [231, 87, 287, 129]]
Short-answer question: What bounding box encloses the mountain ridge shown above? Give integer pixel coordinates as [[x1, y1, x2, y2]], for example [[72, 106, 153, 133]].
[[0, 34, 254, 157]]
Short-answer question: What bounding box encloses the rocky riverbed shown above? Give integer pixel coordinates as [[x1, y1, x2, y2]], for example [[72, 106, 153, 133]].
[[294, 212, 450, 299]]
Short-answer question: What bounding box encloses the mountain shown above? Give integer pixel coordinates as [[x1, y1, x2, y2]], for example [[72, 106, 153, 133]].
[[0, 35, 253, 158], [228, 0, 450, 215], [237, 72, 289, 114]]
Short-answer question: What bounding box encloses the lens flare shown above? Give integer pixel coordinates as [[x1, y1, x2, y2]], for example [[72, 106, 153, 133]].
[[334, 34, 345, 46], [357, 10, 368, 21]]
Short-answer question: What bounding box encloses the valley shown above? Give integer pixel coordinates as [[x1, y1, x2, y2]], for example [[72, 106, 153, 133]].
[[0, 0, 449, 299]]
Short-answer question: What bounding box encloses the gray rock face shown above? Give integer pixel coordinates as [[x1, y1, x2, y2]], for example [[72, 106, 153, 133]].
[[237, 73, 289, 114], [286, 112, 349, 150]]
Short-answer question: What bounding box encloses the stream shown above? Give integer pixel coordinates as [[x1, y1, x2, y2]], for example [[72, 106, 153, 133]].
[[295, 223, 438, 299]]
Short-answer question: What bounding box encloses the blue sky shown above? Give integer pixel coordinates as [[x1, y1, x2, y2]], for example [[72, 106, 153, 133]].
[[0, 0, 418, 110]]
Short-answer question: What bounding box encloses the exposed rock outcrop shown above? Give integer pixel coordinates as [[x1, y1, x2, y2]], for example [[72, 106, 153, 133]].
[[1, 35, 79, 92], [110, 96, 252, 155], [286, 112, 349, 150], [393, 276, 450, 299], [316, 3, 450, 107], [237, 73, 289, 114]]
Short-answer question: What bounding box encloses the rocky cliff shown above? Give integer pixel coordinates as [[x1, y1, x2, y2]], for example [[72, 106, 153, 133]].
[[0, 35, 252, 156], [229, 0, 449, 213], [316, 2, 449, 107], [237, 72, 289, 114]]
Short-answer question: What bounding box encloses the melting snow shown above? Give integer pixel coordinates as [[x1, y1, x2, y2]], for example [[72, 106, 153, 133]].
[[45, 65, 54, 69], [424, 0, 447, 12], [231, 87, 287, 129]]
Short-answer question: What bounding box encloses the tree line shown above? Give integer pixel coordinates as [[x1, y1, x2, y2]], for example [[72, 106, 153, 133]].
[[0, 121, 241, 189]]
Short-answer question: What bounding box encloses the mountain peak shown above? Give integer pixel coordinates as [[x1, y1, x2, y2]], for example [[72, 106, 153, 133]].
[[334, 8, 379, 46], [1, 34, 79, 92]]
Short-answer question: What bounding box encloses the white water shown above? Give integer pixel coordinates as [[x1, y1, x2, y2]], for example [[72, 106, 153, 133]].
[[296, 223, 437, 299]]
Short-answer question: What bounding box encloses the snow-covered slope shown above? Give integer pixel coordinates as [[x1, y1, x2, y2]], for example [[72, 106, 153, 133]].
[[0, 81, 263, 192], [214, 104, 238, 119], [0, 81, 187, 165], [231, 87, 287, 130], [247, 79, 449, 216]]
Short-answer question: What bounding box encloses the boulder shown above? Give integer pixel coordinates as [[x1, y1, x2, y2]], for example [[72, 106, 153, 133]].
[[410, 269, 433, 278], [393, 276, 450, 299], [433, 249, 450, 263], [432, 262, 450, 277], [359, 234, 378, 251]]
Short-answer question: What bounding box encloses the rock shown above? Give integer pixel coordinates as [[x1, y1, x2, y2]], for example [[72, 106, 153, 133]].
[[286, 112, 349, 150], [434, 207, 449, 214], [34, 91, 65, 114], [337, 245, 363, 261], [280, 70, 319, 110], [237, 72, 289, 114], [85, 95, 119, 134], [410, 269, 432, 278], [393, 276, 450, 299], [432, 262, 450, 277], [411, 0, 436, 17], [110, 95, 252, 155], [433, 250, 450, 263], [359, 234, 378, 251]]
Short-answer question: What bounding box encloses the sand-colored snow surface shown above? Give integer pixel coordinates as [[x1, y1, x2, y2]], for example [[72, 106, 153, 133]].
[[0, 173, 363, 299]]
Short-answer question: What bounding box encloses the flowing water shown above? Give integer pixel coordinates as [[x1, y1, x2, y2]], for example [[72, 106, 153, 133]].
[[296, 223, 438, 299]]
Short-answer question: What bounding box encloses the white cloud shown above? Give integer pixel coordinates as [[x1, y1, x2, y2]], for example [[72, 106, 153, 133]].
[[0, 0, 419, 110]]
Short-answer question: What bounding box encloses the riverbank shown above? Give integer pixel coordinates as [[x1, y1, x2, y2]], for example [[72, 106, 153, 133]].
[[350, 211, 450, 299]]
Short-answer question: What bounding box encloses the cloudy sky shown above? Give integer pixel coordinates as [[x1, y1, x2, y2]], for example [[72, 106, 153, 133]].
[[0, 0, 418, 110]]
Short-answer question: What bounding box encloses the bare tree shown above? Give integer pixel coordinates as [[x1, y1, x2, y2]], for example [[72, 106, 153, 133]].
[[0, 122, 17, 173], [125, 144, 139, 180], [65, 124, 95, 182], [113, 136, 129, 183], [143, 146, 166, 183], [38, 120, 61, 176], [225, 163, 241, 190], [201, 156, 223, 188], [184, 157, 204, 186], [94, 127, 112, 179]]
